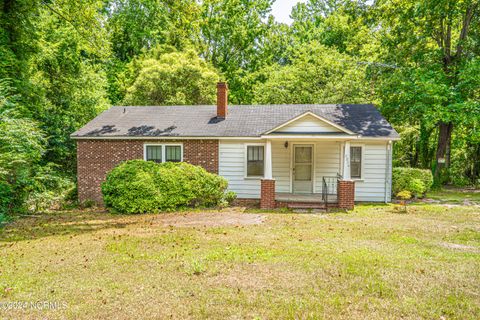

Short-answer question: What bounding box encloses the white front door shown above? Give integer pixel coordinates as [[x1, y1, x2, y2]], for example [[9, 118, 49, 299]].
[[293, 145, 314, 193]]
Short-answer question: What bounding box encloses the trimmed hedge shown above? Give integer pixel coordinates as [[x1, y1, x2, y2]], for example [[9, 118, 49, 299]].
[[392, 167, 433, 198], [102, 160, 229, 213]]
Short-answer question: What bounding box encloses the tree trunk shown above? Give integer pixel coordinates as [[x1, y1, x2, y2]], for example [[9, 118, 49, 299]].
[[434, 121, 454, 180], [468, 141, 480, 184]]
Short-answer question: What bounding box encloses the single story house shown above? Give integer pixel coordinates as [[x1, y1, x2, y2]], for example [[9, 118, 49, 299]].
[[71, 82, 399, 209]]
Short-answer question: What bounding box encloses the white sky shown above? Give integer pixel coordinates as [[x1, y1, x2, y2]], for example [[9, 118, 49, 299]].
[[270, 0, 307, 24]]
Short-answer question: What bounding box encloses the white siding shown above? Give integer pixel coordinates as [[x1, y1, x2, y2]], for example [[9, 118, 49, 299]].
[[271, 141, 341, 194], [314, 142, 341, 193], [272, 141, 290, 192], [354, 142, 390, 202], [219, 139, 392, 202], [219, 140, 261, 198], [276, 114, 342, 133]]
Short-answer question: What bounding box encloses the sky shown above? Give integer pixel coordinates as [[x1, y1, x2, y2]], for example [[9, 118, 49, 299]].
[[270, 0, 307, 24]]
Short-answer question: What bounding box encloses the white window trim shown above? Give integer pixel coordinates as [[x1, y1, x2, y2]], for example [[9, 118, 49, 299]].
[[244, 143, 266, 179], [143, 143, 184, 163], [350, 144, 365, 181]]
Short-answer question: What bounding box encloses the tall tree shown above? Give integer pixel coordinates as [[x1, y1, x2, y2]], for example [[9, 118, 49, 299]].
[[104, 0, 200, 61], [375, 0, 480, 182], [104, 0, 200, 103], [122, 47, 220, 106], [198, 0, 274, 103], [253, 42, 371, 104], [0, 0, 39, 94], [28, 1, 110, 171], [290, 0, 377, 58]]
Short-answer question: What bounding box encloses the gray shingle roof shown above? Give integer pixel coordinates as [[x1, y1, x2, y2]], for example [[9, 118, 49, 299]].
[[71, 104, 399, 139]]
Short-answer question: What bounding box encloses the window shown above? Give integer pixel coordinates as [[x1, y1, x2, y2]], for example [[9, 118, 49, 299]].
[[146, 145, 162, 163], [165, 145, 182, 162], [246, 145, 264, 177], [350, 146, 362, 179], [144, 144, 183, 163]]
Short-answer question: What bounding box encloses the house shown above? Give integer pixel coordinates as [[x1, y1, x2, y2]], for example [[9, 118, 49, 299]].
[[71, 82, 399, 210]]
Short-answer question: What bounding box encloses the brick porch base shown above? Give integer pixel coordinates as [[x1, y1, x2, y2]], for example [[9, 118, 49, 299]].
[[260, 179, 276, 209], [338, 180, 355, 210]]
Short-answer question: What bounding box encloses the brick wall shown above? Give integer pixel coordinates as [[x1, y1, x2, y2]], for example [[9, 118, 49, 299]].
[[260, 179, 276, 209], [337, 180, 355, 210], [77, 139, 219, 204]]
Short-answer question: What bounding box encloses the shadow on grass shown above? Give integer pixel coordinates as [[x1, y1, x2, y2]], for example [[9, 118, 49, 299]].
[[0, 209, 135, 243]]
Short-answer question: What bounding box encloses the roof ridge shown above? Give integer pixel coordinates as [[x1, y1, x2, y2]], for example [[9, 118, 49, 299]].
[[111, 103, 376, 108]]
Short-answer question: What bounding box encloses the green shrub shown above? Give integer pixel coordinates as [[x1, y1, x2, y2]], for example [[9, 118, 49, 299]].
[[101, 160, 229, 213], [223, 191, 237, 205], [392, 167, 433, 198], [26, 164, 76, 212], [407, 178, 426, 198], [0, 181, 13, 222], [396, 190, 412, 200]]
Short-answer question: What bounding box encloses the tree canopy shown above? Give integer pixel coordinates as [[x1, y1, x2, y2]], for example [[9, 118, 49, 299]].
[[253, 43, 371, 104], [123, 48, 220, 105]]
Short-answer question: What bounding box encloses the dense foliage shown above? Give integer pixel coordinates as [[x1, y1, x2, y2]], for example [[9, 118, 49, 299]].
[[392, 167, 434, 198], [0, 0, 478, 217], [122, 47, 220, 105], [102, 160, 229, 213]]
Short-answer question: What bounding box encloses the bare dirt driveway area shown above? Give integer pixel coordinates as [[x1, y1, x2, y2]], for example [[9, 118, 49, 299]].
[[156, 209, 265, 227]]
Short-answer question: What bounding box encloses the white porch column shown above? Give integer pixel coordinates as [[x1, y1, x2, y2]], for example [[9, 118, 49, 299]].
[[343, 141, 351, 180], [265, 140, 273, 179]]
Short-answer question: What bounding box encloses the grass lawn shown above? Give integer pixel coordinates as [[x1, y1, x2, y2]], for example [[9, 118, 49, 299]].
[[1, 204, 479, 319], [426, 187, 480, 203]]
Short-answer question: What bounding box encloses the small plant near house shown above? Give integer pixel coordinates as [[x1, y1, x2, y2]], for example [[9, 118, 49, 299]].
[[396, 190, 412, 213], [101, 160, 229, 213], [223, 191, 237, 205], [392, 167, 433, 199]]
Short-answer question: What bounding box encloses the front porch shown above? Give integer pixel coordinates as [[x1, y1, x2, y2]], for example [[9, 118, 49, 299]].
[[259, 139, 356, 210], [275, 192, 337, 210]]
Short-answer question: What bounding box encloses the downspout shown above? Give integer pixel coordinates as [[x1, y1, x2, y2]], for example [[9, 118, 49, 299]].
[[384, 141, 392, 203]]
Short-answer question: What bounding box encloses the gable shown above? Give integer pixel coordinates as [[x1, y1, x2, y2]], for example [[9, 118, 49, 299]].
[[267, 113, 346, 134]]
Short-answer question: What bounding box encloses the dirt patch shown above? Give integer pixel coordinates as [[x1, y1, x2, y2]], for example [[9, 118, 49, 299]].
[[439, 242, 480, 253], [155, 210, 266, 227]]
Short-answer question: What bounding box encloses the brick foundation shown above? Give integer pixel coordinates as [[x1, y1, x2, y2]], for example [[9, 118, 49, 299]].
[[232, 198, 260, 208], [77, 139, 219, 204], [260, 179, 276, 209], [337, 180, 355, 210]]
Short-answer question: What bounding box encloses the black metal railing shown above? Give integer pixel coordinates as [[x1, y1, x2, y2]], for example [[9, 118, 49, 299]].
[[321, 173, 342, 211], [322, 177, 328, 209]]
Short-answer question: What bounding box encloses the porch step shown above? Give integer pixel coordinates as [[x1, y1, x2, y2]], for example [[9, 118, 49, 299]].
[[287, 203, 326, 209]]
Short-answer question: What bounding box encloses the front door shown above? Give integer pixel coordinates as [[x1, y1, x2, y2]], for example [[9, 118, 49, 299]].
[[293, 145, 313, 193]]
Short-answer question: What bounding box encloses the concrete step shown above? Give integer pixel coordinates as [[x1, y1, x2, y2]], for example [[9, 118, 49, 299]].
[[291, 208, 327, 213], [287, 203, 326, 209]]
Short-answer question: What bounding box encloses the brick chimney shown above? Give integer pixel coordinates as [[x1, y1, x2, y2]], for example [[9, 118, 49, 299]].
[[216, 82, 228, 118]]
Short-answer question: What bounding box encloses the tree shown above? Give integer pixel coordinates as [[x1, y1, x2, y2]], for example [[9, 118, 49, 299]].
[[198, 0, 275, 103], [375, 0, 480, 183], [0, 83, 46, 216], [123, 47, 220, 105], [104, 0, 201, 103], [290, 0, 378, 58], [253, 43, 371, 104], [27, 1, 110, 172], [105, 0, 200, 61]]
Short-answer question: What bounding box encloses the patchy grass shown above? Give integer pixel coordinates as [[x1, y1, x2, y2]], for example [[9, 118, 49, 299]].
[[0, 205, 479, 319], [427, 187, 480, 203]]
